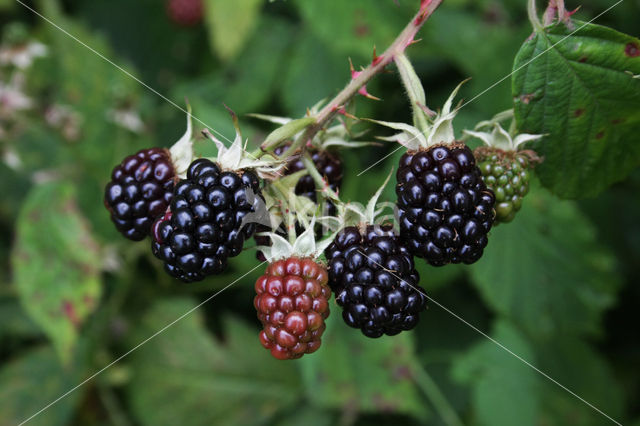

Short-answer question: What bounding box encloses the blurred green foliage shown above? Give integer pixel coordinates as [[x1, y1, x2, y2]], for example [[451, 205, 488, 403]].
[[0, 0, 639, 425]]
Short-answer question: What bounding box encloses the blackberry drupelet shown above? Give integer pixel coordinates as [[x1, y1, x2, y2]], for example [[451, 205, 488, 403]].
[[254, 257, 331, 360], [396, 143, 495, 266], [325, 225, 427, 338], [151, 158, 263, 282], [104, 148, 176, 241]]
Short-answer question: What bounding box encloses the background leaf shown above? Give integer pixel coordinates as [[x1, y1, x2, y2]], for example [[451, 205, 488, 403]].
[[535, 337, 624, 425], [204, 0, 263, 61], [452, 320, 539, 426], [11, 181, 102, 362], [0, 345, 87, 426], [299, 312, 428, 420], [126, 298, 303, 426], [294, 0, 409, 59], [512, 21, 640, 199], [469, 185, 621, 339]]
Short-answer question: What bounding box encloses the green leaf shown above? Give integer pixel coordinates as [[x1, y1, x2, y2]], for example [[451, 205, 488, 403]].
[[0, 345, 87, 426], [177, 16, 294, 115], [512, 21, 640, 198], [261, 117, 315, 150], [535, 337, 624, 426], [299, 312, 427, 419], [452, 320, 539, 426], [0, 298, 42, 339], [419, 8, 530, 114], [126, 298, 302, 426], [469, 185, 621, 338], [280, 32, 347, 115], [11, 181, 102, 362], [204, 0, 263, 61], [273, 406, 336, 426], [294, 0, 409, 59]]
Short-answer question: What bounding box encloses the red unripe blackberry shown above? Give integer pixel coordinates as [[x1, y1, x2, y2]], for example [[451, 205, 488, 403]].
[[166, 0, 203, 27], [254, 142, 343, 260], [151, 158, 263, 282], [254, 257, 331, 360], [325, 225, 427, 338], [104, 148, 176, 241], [396, 144, 496, 266]]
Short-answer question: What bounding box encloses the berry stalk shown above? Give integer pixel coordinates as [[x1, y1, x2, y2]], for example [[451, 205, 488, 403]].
[[301, 153, 342, 206], [412, 363, 465, 426], [263, 0, 444, 155]]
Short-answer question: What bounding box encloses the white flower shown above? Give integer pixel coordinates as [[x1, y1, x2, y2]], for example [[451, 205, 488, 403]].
[[0, 75, 33, 116], [106, 107, 145, 133], [0, 41, 47, 69]]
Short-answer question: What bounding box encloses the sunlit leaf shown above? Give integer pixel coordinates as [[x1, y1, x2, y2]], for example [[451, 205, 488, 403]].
[[126, 298, 303, 426], [512, 21, 640, 198], [11, 181, 102, 362]]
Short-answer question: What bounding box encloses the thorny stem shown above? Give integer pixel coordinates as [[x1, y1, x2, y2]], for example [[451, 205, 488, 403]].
[[412, 363, 465, 426], [282, 0, 444, 155]]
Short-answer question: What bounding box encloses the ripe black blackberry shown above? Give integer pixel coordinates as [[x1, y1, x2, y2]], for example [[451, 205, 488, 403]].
[[254, 142, 343, 260], [104, 148, 176, 241], [396, 143, 495, 266], [151, 158, 263, 282], [325, 225, 427, 338]]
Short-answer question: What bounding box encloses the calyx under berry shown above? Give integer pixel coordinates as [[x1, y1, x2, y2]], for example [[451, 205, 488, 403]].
[[201, 110, 286, 180], [370, 53, 467, 151], [463, 109, 544, 153]]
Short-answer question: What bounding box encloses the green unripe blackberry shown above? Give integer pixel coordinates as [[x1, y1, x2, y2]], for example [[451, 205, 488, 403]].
[[476, 149, 538, 224]]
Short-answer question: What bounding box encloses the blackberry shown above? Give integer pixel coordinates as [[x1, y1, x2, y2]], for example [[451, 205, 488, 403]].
[[254, 143, 343, 260], [476, 148, 536, 223], [254, 257, 331, 360], [325, 225, 427, 338], [396, 143, 495, 266], [273, 143, 343, 208], [166, 0, 203, 27], [104, 148, 176, 241], [151, 158, 263, 282]]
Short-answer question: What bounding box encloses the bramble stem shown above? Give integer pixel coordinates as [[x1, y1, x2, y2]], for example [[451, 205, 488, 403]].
[[412, 363, 464, 426], [279, 0, 444, 154]]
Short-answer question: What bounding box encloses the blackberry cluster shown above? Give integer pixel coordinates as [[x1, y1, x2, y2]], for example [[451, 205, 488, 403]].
[[325, 225, 427, 338], [476, 149, 533, 224], [104, 148, 175, 241], [166, 0, 203, 26], [254, 257, 331, 360], [254, 143, 343, 260], [396, 144, 495, 266], [151, 158, 262, 282]]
